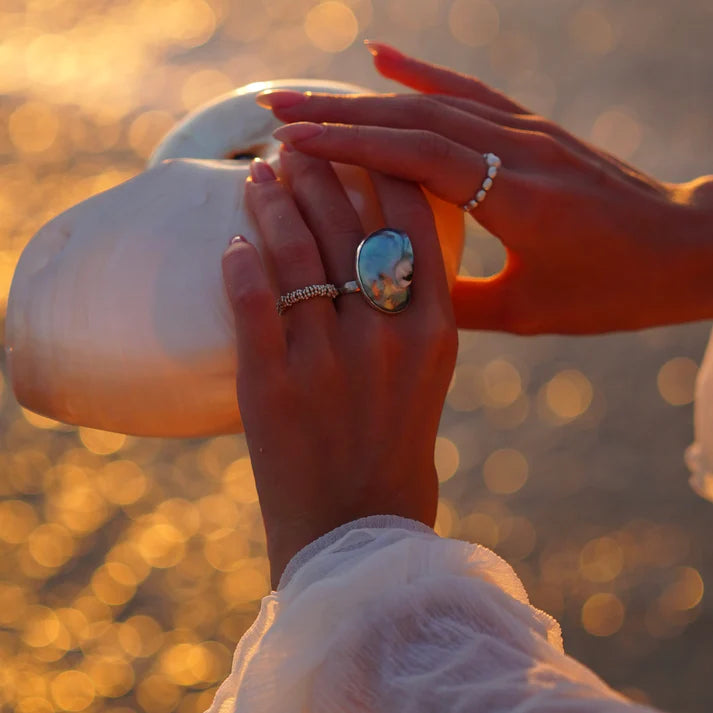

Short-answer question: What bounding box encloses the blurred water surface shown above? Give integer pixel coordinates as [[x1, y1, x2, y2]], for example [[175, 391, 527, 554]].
[[1, 1, 713, 712]]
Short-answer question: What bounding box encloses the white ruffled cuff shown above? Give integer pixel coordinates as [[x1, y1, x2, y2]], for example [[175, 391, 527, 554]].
[[206, 517, 656, 713]]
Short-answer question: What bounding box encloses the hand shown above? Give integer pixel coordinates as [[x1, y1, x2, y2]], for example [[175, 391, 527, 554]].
[[256, 43, 713, 335], [221, 152, 457, 589]]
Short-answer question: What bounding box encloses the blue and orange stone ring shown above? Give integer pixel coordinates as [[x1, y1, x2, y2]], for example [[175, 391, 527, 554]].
[[348, 228, 414, 314], [275, 229, 414, 316]]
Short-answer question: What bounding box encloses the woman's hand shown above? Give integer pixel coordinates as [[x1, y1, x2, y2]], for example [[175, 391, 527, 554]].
[[256, 43, 713, 335], [221, 151, 457, 589]]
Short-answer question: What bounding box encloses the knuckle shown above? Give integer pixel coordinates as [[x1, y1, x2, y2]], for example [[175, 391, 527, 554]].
[[411, 96, 443, 125], [530, 131, 562, 163], [414, 130, 452, 162]]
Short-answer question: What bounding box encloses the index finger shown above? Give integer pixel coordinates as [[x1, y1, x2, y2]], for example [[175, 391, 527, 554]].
[[365, 41, 530, 115]]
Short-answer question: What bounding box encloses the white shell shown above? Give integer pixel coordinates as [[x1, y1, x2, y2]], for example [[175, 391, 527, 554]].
[[686, 328, 713, 501], [5, 79, 464, 437]]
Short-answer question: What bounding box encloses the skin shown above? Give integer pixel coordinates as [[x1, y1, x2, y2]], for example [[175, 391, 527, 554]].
[[221, 151, 457, 589], [256, 42, 713, 335], [223, 44, 713, 588]]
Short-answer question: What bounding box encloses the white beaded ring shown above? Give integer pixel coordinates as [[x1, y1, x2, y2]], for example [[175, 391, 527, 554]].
[[461, 153, 502, 212]]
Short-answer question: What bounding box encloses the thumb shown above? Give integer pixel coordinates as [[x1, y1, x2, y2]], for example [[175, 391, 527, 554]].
[[451, 272, 519, 332]]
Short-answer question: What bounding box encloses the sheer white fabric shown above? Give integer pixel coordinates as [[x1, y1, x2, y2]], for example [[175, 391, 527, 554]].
[[206, 516, 656, 713], [686, 327, 713, 501]]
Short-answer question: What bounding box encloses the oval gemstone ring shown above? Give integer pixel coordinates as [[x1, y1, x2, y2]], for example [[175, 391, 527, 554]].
[[349, 228, 414, 313]]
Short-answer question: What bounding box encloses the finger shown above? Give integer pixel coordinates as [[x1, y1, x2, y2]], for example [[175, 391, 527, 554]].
[[364, 41, 530, 115], [221, 236, 286, 372], [367, 173, 450, 317], [272, 122, 511, 214], [245, 158, 335, 331], [259, 92, 522, 166], [278, 146, 364, 290]]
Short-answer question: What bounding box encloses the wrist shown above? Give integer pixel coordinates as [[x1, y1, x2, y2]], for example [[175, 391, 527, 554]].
[[263, 486, 439, 590]]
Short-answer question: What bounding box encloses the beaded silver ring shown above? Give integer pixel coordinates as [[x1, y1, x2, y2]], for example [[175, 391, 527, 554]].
[[276, 283, 339, 315], [461, 153, 502, 212]]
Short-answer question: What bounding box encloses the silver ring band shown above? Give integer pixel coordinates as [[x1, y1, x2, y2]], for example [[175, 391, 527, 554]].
[[461, 152, 501, 212], [276, 229, 413, 316], [276, 283, 339, 315]]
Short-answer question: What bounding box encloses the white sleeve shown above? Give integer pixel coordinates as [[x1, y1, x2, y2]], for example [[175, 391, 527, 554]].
[[206, 515, 657, 713], [686, 326, 713, 501]]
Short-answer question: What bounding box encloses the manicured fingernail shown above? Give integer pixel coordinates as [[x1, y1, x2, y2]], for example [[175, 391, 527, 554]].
[[229, 235, 246, 246], [363, 40, 401, 59], [272, 122, 325, 144], [249, 158, 276, 183], [256, 89, 310, 110]]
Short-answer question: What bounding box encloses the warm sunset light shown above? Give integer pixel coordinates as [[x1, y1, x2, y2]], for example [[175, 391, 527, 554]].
[[1, 2, 712, 712]]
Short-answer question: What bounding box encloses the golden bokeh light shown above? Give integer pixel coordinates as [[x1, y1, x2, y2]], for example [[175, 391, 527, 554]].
[[579, 537, 624, 583], [657, 357, 698, 406], [660, 567, 704, 611], [50, 670, 95, 712], [490, 31, 539, 79], [434, 498, 458, 538], [220, 565, 270, 604], [482, 359, 522, 408], [435, 436, 460, 482], [22, 606, 62, 649], [1, 4, 711, 711], [27, 523, 75, 568], [304, 2, 358, 53], [540, 369, 593, 423], [91, 563, 138, 606], [590, 108, 642, 160], [0, 583, 28, 625], [459, 512, 499, 549], [222, 458, 258, 504], [97, 460, 148, 506], [448, 0, 499, 48], [78, 427, 126, 455], [118, 616, 165, 659], [204, 528, 250, 572], [581, 593, 625, 637], [482, 448, 529, 495], [388, 0, 440, 31], [136, 674, 181, 713], [180, 69, 235, 111], [498, 516, 537, 561], [136, 523, 186, 569], [0, 499, 38, 544], [9, 101, 60, 153], [83, 656, 135, 699], [568, 7, 616, 55], [446, 363, 482, 412], [20, 407, 66, 431], [128, 110, 176, 159]]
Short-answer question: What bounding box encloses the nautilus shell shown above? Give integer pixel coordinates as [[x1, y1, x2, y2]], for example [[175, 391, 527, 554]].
[[5, 79, 464, 437]]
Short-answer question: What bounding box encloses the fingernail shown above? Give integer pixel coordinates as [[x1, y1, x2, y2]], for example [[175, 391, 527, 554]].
[[229, 235, 246, 246], [256, 89, 310, 110], [249, 158, 276, 183], [280, 142, 296, 153], [272, 122, 325, 144], [363, 40, 401, 59]]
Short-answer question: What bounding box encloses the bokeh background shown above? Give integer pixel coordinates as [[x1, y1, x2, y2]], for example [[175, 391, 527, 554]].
[[1, 1, 713, 711]]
